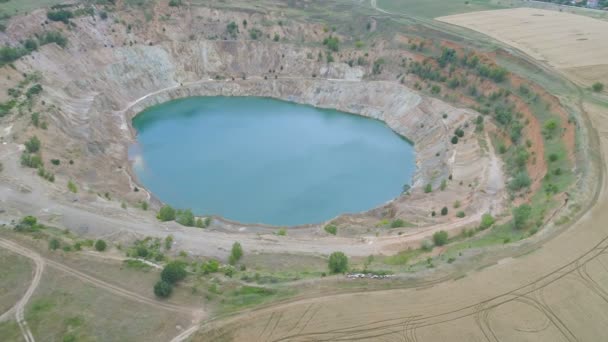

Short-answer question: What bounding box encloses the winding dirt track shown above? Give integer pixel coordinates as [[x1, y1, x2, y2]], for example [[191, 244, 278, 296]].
[[0, 239, 43, 342]]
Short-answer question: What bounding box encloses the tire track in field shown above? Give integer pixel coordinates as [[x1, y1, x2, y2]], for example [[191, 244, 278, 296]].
[[0, 238, 44, 342]]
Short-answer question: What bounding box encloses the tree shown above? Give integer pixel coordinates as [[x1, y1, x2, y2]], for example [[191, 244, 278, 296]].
[[154, 280, 172, 298], [229, 242, 243, 265], [432, 230, 449, 246], [25, 136, 41, 153], [441, 207, 448, 216], [157, 205, 176, 221], [161, 261, 187, 284], [592, 82, 604, 92], [512, 204, 532, 229], [94, 239, 107, 252], [451, 136, 459, 144], [328, 251, 348, 273]]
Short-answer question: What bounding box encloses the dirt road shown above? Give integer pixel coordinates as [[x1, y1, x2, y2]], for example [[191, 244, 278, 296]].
[[0, 237, 206, 341], [0, 239, 43, 342]]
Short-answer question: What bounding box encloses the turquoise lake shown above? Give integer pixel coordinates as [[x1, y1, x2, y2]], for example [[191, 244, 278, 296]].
[[130, 97, 415, 226]]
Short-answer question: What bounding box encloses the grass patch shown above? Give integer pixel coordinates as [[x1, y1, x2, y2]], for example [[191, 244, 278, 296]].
[[376, 0, 505, 18]]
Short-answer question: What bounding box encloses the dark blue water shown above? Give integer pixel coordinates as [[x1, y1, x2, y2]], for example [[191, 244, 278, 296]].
[[131, 97, 415, 226]]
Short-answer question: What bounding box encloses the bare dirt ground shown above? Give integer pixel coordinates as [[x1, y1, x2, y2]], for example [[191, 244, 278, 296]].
[[437, 8, 608, 88]]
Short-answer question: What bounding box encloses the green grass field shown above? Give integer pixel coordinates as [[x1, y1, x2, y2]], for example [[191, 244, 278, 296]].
[[376, 0, 506, 18], [0, 0, 68, 18], [0, 248, 32, 314]]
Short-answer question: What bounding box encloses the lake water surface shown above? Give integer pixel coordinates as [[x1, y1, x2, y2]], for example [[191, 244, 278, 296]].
[[131, 97, 415, 226]]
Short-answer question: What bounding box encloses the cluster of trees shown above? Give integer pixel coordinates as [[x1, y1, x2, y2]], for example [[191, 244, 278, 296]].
[[157, 205, 211, 228], [0, 31, 67, 66], [154, 261, 187, 298]]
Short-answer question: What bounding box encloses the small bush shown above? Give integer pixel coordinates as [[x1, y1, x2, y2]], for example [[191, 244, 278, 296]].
[[277, 228, 287, 236], [592, 82, 604, 92], [67, 180, 77, 193], [451, 136, 459, 144], [432, 230, 448, 246], [324, 224, 337, 235], [49, 238, 60, 250], [512, 204, 532, 229], [424, 184, 432, 193], [479, 213, 495, 229], [176, 209, 195, 226], [229, 242, 243, 265], [390, 219, 405, 228], [157, 205, 176, 221], [154, 280, 172, 298], [47, 10, 73, 24], [94, 239, 107, 252], [25, 136, 41, 153], [441, 207, 448, 216], [328, 251, 348, 273], [456, 211, 465, 218]]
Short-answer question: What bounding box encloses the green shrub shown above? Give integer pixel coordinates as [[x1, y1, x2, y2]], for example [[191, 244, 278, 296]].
[[512, 204, 532, 229], [168, 0, 182, 6], [509, 171, 531, 191], [456, 211, 465, 218], [47, 10, 73, 24], [25, 136, 41, 153], [324, 224, 337, 235], [432, 230, 448, 246], [39, 31, 68, 48], [49, 238, 60, 250], [26, 84, 42, 98], [157, 205, 176, 221], [226, 22, 239, 38], [328, 251, 348, 273], [161, 261, 187, 284], [479, 213, 495, 230], [277, 228, 287, 236], [154, 280, 172, 298], [176, 209, 195, 226], [390, 219, 405, 228], [94, 239, 107, 252], [67, 180, 77, 193], [229, 242, 243, 265], [201, 259, 220, 274], [424, 184, 432, 193], [322, 36, 339, 52], [249, 28, 262, 40], [451, 136, 459, 144], [21, 153, 43, 168], [441, 207, 448, 216], [592, 82, 604, 92]]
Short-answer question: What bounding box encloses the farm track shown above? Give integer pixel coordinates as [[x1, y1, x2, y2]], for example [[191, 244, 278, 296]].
[[0, 238, 205, 342]]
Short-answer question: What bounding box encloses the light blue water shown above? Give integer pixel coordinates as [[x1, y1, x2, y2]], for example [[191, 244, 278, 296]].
[[131, 97, 415, 226]]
